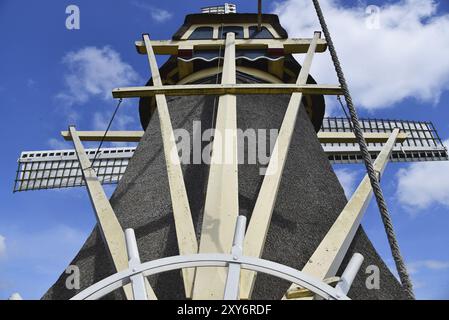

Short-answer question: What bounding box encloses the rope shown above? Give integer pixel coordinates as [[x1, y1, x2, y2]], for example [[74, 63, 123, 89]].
[[337, 95, 353, 131], [312, 0, 415, 299], [89, 98, 123, 170]]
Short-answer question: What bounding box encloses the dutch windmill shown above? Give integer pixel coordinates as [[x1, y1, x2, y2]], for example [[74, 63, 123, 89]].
[[13, 2, 448, 300]]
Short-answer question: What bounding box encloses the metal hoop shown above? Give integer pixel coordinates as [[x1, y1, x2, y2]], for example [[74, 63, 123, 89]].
[[71, 253, 349, 300]]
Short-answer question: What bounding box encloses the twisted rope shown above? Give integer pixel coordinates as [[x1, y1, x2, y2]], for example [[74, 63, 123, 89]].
[[312, 0, 414, 299]]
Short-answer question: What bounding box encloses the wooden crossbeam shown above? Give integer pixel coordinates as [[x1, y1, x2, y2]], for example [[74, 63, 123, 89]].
[[283, 129, 401, 300], [69, 126, 157, 300], [112, 83, 343, 99], [61, 130, 408, 144], [135, 38, 327, 55], [142, 34, 198, 299], [317, 132, 408, 144], [192, 32, 240, 300], [61, 131, 144, 142], [240, 32, 322, 300]]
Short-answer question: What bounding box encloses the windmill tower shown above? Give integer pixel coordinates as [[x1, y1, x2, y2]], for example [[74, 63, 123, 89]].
[[14, 3, 448, 300]]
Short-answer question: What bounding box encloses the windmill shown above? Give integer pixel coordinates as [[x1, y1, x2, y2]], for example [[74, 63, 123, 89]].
[[13, 2, 448, 300]]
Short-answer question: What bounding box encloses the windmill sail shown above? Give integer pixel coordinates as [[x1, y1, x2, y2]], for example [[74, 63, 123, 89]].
[[15, 118, 448, 192]]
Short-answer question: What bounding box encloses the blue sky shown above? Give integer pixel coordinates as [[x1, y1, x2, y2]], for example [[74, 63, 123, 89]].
[[1, 0, 449, 300]]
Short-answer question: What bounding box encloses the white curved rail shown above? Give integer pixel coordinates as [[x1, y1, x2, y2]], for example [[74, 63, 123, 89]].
[[71, 216, 361, 300], [71, 253, 349, 300]]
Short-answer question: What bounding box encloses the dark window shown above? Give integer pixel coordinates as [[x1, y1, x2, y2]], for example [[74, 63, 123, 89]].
[[218, 26, 244, 39], [248, 26, 274, 39], [188, 27, 214, 40]]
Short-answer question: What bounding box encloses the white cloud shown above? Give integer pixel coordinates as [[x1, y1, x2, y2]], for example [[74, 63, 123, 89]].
[[92, 111, 137, 148], [92, 111, 134, 131], [396, 140, 449, 212], [335, 168, 360, 199], [0, 235, 6, 258], [408, 260, 449, 274], [47, 138, 71, 150], [274, 0, 449, 110], [56, 46, 140, 107], [132, 2, 173, 23]]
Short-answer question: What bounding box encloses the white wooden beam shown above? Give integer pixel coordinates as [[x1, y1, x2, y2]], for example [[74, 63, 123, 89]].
[[142, 34, 198, 299], [135, 38, 327, 55], [112, 83, 342, 99], [62, 131, 144, 142], [240, 32, 322, 300], [61, 130, 407, 144], [192, 32, 239, 300], [284, 129, 401, 299], [317, 131, 408, 144], [69, 126, 157, 300]]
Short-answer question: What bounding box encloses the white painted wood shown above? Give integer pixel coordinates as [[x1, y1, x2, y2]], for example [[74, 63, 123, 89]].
[[69, 126, 157, 300], [240, 32, 322, 299], [112, 83, 342, 98], [317, 131, 408, 144], [135, 38, 327, 55], [62, 130, 144, 142], [143, 34, 198, 298], [192, 32, 239, 300], [61, 130, 407, 144], [284, 129, 400, 299]]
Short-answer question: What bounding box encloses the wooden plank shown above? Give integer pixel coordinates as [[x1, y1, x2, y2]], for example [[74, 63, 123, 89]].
[[135, 38, 327, 55], [317, 131, 408, 144], [69, 126, 157, 300], [192, 32, 239, 300], [286, 277, 340, 299], [112, 83, 343, 98], [62, 130, 407, 144], [283, 129, 401, 300], [62, 131, 144, 142], [142, 34, 198, 299], [240, 32, 322, 300]]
